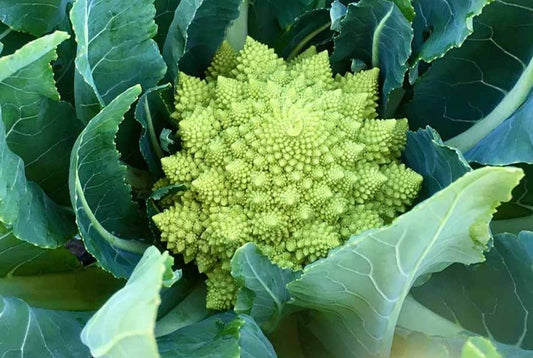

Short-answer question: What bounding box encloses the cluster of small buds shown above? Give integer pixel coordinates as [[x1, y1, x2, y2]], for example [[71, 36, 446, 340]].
[[153, 37, 422, 310]]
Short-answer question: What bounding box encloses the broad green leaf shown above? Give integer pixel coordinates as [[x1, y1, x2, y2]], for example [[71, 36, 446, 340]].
[[465, 92, 533, 165], [231, 243, 300, 333], [0, 223, 123, 310], [492, 165, 533, 222], [248, 0, 323, 47], [411, 232, 533, 349], [288, 167, 523, 358], [275, 9, 334, 60], [391, 328, 523, 358], [70, 0, 167, 122], [331, 0, 413, 112], [402, 127, 471, 201], [462, 337, 502, 358], [154, 0, 182, 49], [0, 0, 69, 36], [392, 0, 415, 21], [0, 22, 35, 55], [163, 0, 241, 81], [404, 0, 533, 151], [154, 281, 209, 337], [0, 30, 83, 205], [396, 300, 533, 357], [239, 315, 278, 358], [390, 327, 460, 358], [81, 246, 180, 358], [0, 109, 74, 248], [69, 86, 151, 278], [0, 295, 92, 357], [411, 0, 492, 63], [53, 11, 77, 105], [157, 313, 276, 358], [135, 84, 173, 176], [157, 313, 240, 357]]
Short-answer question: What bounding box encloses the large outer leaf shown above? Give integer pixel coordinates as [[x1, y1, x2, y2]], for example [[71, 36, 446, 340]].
[[274, 9, 334, 60], [410, 231, 533, 350], [154, 281, 209, 337], [0, 110, 74, 248], [0, 224, 123, 311], [411, 0, 492, 63], [0, 30, 83, 205], [0, 0, 69, 36], [492, 165, 533, 233], [248, 0, 322, 47], [163, 0, 241, 81], [231, 243, 300, 333], [70, 0, 167, 122], [81, 246, 179, 358], [405, 0, 533, 150], [465, 92, 533, 165], [154, 0, 181, 49], [0, 296, 92, 357], [157, 313, 277, 358], [69, 86, 150, 278], [331, 0, 413, 112], [0, 23, 35, 56], [402, 127, 471, 201], [288, 167, 523, 358]]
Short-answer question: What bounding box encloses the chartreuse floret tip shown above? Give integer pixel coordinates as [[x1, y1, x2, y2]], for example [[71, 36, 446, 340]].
[[152, 37, 422, 310]]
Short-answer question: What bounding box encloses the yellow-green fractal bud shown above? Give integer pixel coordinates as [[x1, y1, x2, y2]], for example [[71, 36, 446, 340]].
[[152, 37, 423, 310]]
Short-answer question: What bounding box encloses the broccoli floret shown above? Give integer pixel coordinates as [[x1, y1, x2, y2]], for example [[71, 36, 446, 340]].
[[153, 37, 423, 310]]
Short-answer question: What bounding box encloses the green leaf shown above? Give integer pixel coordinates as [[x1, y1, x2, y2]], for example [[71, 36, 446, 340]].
[[331, 0, 413, 112], [390, 327, 460, 358], [154, 0, 182, 49], [492, 164, 533, 221], [0, 0, 69, 36], [157, 313, 240, 357], [275, 9, 334, 60], [69, 85, 151, 278], [0, 223, 123, 310], [0, 295, 92, 357], [163, 0, 241, 82], [231, 242, 300, 333], [0, 110, 74, 248], [391, 0, 415, 21], [0, 22, 35, 55], [465, 92, 533, 165], [134, 84, 173, 176], [81, 246, 180, 358], [462, 337, 502, 358], [411, 231, 533, 349], [154, 281, 210, 337], [404, 0, 533, 151], [0, 30, 83, 205], [391, 328, 524, 358], [248, 0, 323, 47], [402, 127, 471, 201], [157, 313, 276, 358], [411, 0, 492, 63], [53, 11, 77, 105], [70, 0, 167, 122], [288, 166, 523, 358], [239, 315, 278, 358]]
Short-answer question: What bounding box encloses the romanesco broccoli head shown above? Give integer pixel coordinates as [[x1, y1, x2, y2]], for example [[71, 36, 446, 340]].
[[153, 37, 423, 310]]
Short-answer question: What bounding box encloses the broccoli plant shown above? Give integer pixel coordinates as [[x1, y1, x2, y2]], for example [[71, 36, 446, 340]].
[[1, 0, 532, 357]]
